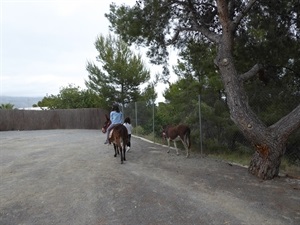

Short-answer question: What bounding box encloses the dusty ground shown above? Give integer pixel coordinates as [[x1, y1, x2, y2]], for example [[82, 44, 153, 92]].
[[0, 129, 299, 225]]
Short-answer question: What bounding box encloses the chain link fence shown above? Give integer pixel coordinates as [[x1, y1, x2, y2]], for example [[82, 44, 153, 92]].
[[121, 98, 300, 175]]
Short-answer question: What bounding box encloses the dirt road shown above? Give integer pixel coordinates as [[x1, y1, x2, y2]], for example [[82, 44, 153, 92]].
[[0, 130, 299, 225]]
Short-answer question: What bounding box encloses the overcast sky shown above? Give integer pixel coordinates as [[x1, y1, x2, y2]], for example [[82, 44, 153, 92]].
[[1, 0, 175, 102]]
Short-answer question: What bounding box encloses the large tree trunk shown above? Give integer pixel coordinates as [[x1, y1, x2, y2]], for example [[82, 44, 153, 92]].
[[215, 0, 300, 180], [248, 140, 286, 179], [216, 52, 299, 180]]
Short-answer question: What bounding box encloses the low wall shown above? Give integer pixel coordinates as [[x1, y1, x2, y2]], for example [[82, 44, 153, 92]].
[[0, 108, 108, 131]]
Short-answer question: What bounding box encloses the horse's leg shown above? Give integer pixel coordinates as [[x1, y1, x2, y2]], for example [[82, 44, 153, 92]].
[[173, 141, 179, 156], [115, 138, 120, 155], [119, 143, 124, 164], [185, 133, 191, 158], [178, 134, 190, 158], [113, 144, 117, 157], [181, 138, 190, 158], [115, 139, 123, 164], [122, 139, 126, 161], [123, 142, 126, 162], [167, 138, 171, 153]]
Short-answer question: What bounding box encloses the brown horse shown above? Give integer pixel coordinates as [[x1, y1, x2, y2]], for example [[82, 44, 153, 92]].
[[162, 124, 191, 157], [102, 115, 128, 164]]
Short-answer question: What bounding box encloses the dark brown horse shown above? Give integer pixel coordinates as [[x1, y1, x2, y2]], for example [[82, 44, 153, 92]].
[[102, 115, 128, 164], [162, 124, 191, 157]]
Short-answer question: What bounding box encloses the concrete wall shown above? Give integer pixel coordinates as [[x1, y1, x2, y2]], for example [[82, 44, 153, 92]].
[[0, 108, 108, 131]]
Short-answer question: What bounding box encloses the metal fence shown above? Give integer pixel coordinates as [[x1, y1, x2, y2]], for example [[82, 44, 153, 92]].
[[121, 98, 300, 174], [1, 102, 298, 175]]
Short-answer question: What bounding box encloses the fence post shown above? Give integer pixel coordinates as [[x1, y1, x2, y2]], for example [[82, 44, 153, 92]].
[[199, 95, 203, 155], [135, 102, 138, 135], [153, 102, 155, 142]]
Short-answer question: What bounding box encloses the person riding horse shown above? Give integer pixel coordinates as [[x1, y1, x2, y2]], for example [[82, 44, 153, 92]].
[[104, 103, 123, 144]]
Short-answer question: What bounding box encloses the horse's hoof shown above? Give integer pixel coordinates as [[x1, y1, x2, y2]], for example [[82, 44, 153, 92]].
[[114, 154, 117, 157], [176, 153, 179, 156]]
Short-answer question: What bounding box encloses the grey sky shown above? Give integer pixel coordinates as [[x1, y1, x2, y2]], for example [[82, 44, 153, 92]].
[[1, 0, 173, 102]]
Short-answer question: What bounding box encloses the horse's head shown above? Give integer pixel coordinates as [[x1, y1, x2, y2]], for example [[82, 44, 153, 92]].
[[102, 114, 111, 133]]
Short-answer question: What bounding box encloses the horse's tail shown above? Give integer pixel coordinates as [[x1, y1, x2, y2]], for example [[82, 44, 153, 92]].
[[185, 127, 191, 149], [120, 126, 129, 149]]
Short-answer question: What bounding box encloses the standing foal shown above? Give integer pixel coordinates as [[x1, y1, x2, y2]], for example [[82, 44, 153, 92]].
[[162, 124, 191, 157]]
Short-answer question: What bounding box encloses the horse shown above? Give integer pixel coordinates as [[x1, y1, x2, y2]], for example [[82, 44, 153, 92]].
[[102, 115, 128, 164], [162, 124, 191, 158]]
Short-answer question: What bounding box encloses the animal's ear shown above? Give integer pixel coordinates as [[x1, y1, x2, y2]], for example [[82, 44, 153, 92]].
[[105, 114, 109, 120]]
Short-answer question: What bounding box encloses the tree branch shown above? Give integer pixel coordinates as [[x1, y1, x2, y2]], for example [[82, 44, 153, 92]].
[[270, 104, 300, 139], [192, 25, 220, 43], [239, 64, 263, 82], [186, 0, 220, 43], [168, 26, 220, 45], [165, 0, 221, 45], [232, 0, 258, 30]]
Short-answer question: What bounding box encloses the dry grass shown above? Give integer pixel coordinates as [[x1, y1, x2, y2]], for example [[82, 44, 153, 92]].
[[137, 134, 300, 177]]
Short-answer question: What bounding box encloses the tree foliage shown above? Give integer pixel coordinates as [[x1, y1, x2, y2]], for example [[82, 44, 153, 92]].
[[106, 0, 300, 179], [85, 34, 152, 107], [0, 103, 14, 109], [38, 84, 103, 109]]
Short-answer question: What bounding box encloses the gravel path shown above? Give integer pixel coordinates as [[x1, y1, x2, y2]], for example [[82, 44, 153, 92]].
[[0, 129, 299, 225]]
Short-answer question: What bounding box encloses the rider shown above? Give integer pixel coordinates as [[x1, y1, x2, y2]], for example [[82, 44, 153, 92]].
[[104, 103, 123, 144]]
